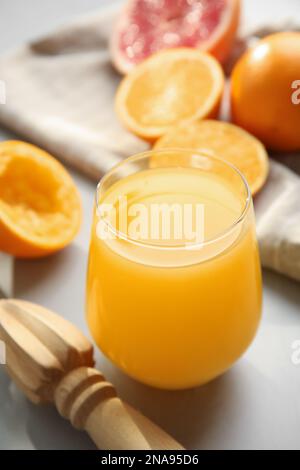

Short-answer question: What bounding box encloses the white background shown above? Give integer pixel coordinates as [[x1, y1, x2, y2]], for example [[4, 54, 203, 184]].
[[0, 0, 300, 450]]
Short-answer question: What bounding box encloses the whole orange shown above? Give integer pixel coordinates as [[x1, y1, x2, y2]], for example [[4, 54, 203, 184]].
[[231, 32, 300, 152]]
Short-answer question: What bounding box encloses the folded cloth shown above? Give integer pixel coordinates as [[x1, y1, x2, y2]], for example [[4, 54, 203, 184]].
[[0, 6, 147, 178], [255, 161, 300, 281], [0, 4, 299, 282]]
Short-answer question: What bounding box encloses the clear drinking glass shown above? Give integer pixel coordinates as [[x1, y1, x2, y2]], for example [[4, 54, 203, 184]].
[[86, 149, 262, 390]]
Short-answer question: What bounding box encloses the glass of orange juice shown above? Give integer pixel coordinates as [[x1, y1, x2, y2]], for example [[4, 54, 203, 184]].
[[86, 149, 262, 390]]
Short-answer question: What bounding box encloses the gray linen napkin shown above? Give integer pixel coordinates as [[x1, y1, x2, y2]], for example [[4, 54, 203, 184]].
[[0, 4, 299, 282], [0, 6, 147, 178]]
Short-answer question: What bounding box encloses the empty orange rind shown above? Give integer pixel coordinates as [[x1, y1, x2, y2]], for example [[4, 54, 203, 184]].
[[0, 141, 82, 258]]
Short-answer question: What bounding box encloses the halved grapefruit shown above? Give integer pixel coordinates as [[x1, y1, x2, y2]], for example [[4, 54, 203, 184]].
[[111, 0, 240, 74]]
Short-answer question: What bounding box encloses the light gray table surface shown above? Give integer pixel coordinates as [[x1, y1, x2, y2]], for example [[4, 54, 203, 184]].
[[0, 0, 300, 450]]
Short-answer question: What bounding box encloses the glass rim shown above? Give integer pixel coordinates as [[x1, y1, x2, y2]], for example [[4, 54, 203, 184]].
[[95, 148, 252, 251]]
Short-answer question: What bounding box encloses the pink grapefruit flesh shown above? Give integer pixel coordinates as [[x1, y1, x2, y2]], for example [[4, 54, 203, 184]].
[[111, 0, 240, 74]]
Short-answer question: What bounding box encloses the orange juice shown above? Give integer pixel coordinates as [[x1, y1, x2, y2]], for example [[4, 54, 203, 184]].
[[86, 151, 262, 389]]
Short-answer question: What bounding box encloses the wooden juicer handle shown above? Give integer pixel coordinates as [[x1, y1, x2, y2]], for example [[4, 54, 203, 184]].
[[0, 299, 183, 450]]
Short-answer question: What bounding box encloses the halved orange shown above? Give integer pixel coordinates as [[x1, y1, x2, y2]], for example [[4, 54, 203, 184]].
[[115, 48, 225, 141], [154, 120, 269, 195], [0, 141, 82, 258]]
